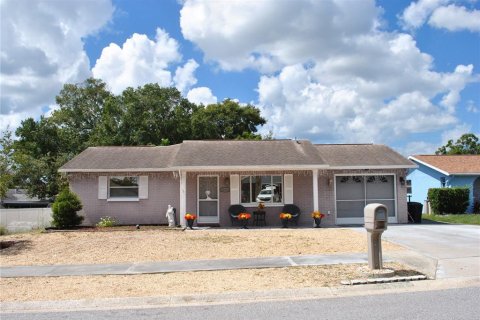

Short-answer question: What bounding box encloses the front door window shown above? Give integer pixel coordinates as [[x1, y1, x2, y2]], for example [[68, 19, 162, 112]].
[[198, 176, 219, 223]]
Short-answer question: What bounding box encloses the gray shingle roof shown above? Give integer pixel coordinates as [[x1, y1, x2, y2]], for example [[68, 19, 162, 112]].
[[59, 140, 414, 172], [314, 144, 415, 167], [172, 140, 325, 167], [59, 145, 180, 172]]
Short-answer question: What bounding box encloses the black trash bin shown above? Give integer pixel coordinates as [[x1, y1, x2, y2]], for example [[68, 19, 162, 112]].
[[407, 202, 423, 223]]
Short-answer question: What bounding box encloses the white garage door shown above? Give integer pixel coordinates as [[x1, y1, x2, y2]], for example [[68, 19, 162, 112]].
[[335, 175, 397, 224]]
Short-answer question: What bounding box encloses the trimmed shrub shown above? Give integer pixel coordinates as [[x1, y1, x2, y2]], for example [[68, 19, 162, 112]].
[[52, 189, 84, 228], [428, 187, 469, 215]]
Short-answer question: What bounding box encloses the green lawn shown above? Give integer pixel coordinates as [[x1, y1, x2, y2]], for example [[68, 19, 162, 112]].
[[422, 214, 480, 225]]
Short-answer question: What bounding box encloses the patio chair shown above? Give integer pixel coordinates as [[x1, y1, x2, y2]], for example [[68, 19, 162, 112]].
[[228, 204, 248, 226], [282, 204, 301, 226]]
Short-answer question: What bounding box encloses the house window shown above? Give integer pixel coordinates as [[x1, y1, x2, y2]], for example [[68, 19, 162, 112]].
[[440, 177, 446, 187], [406, 180, 412, 194], [109, 176, 139, 198], [241, 175, 283, 204]]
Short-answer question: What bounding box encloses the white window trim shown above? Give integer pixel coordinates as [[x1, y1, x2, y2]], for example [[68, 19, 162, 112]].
[[240, 175, 284, 206], [108, 176, 140, 201], [334, 173, 397, 224]]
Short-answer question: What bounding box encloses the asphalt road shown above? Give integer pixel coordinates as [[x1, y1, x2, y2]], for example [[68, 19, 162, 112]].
[[4, 287, 479, 320]]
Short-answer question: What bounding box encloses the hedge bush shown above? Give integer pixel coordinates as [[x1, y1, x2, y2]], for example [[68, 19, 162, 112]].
[[52, 189, 84, 228], [428, 187, 469, 215]]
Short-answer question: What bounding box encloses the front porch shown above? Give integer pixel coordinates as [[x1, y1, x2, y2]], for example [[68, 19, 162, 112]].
[[178, 169, 409, 228]]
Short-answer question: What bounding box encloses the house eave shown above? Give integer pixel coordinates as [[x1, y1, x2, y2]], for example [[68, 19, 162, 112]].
[[58, 168, 175, 173], [327, 165, 417, 170]]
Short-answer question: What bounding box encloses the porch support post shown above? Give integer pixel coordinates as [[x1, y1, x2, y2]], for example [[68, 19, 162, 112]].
[[180, 170, 187, 227], [312, 169, 319, 212]]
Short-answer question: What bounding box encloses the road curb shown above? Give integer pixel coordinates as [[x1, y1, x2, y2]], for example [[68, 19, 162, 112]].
[[2, 277, 478, 314]]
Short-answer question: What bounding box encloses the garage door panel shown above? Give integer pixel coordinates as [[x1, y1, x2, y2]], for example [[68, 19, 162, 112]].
[[337, 201, 365, 218], [335, 176, 364, 200], [366, 175, 394, 199], [336, 174, 396, 223]]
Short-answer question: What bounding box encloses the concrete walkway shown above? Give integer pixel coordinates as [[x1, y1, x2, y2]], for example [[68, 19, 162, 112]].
[[0, 253, 372, 278]]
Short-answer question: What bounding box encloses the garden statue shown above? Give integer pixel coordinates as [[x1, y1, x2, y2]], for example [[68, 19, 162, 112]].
[[166, 205, 175, 227]]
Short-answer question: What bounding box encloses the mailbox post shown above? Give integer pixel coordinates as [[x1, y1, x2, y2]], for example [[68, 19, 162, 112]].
[[364, 203, 388, 269]]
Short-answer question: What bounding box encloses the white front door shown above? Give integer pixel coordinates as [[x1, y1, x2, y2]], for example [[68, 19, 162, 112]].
[[197, 176, 219, 223]]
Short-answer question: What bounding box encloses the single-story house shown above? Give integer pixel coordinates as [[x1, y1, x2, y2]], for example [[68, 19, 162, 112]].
[[1, 189, 52, 208], [407, 155, 480, 213], [59, 140, 416, 227]]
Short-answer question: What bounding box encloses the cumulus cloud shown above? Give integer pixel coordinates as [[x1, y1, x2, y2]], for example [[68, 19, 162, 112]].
[[92, 28, 181, 94], [186, 87, 218, 105], [428, 4, 480, 32], [0, 0, 114, 132], [180, 0, 380, 72], [400, 0, 480, 32], [181, 0, 476, 145], [399, 0, 448, 30], [174, 59, 199, 93]]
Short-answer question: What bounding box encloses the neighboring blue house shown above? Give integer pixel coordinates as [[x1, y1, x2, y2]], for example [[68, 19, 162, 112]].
[[407, 155, 480, 213]]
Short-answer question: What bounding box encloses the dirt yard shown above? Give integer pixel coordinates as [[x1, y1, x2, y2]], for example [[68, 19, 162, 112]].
[[1, 228, 416, 302], [0, 227, 402, 266], [0, 262, 422, 302]]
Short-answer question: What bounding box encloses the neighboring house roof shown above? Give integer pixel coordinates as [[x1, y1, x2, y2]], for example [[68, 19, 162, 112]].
[[1, 189, 51, 207], [59, 140, 414, 173], [408, 155, 480, 176], [315, 144, 416, 169]]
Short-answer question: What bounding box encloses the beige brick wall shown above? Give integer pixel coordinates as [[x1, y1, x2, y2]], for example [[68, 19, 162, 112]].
[[69, 168, 408, 227], [69, 172, 180, 226]]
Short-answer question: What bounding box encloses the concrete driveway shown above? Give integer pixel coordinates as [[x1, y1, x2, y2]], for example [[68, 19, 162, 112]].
[[354, 224, 480, 279]]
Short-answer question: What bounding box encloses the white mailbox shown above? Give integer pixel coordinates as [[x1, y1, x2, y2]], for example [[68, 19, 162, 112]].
[[364, 203, 388, 232], [364, 203, 388, 270]]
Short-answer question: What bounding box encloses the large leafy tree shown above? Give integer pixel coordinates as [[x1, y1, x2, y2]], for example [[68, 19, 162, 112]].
[[0, 129, 16, 199], [8, 78, 267, 199], [191, 99, 266, 140], [436, 133, 480, 155], [118, 84, 197, 145]]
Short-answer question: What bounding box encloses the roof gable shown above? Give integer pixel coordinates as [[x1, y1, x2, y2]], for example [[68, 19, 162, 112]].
[[409, 155, 480, 175]]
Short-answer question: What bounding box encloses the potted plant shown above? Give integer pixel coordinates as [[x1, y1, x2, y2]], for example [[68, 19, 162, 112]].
[[257, 202, 265, 211], [237, 212, 251, 229], [279, 213, 292, 228], [311, 211, 325, 228], [185, 213, 197, 230]]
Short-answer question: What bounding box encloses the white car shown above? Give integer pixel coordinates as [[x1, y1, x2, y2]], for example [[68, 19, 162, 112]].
[[256, 189, 279, 202]]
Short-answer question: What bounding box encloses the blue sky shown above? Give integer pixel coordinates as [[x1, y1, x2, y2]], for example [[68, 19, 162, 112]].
[[1, 0, 479, 155]]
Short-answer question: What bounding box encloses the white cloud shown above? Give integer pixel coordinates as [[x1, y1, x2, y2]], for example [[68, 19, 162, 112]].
[[181, 0, 476, 145], [174, 59, 199, 93], [429, 4, 480, 32], [92, 28, 181, 94], [180, 0, 380, 72], [399, 0, 480, 32], [0, 0, 114, 132], [186, 87, 217, 105], [399, 0, 448, 30], [402, 141, 438, 156]]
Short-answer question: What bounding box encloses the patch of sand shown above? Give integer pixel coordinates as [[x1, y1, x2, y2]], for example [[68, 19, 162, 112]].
[[0, 228, 402, 266], [0, 263, 421, 302]]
